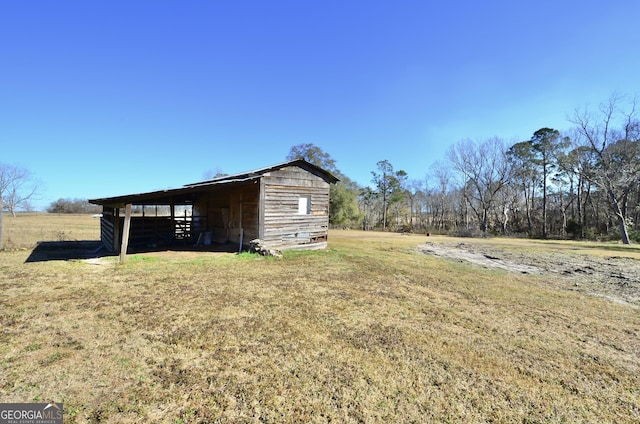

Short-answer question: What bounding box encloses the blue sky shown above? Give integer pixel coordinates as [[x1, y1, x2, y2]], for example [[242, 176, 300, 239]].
[[1, 1, 639, 210]]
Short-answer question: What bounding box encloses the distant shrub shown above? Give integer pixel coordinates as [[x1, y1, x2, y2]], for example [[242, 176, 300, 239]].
[[47, 198, 102, 214], [583, 227, 598, 241], [449, 227, 483, 238], [604, 225, 640, 243], [565, 219, 583, 239]]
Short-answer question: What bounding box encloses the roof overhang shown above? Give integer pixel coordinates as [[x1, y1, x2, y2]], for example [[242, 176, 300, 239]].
[[185, 159, 339, 187], [89, 159, 339, 208], [89, 176, 259, 207]]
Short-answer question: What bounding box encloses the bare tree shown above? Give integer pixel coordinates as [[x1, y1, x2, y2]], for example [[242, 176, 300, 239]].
[[430, 161, 452, 231], [0, 163, 38, 217], [0, 163, 38, 249], [447, 138, 511, 234], [404, 179, 424, 231], [202, 167, 227, 180], [507, 141, 540, 235], [359, 186, 378, 231], [571, 95, 640, 244]]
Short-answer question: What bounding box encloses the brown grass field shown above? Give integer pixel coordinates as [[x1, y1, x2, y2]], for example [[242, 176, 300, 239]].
[[1, 214, 639, 422]]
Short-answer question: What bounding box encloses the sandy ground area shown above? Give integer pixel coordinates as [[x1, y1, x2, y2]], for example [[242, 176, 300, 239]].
[[418, 241, 640, 308]]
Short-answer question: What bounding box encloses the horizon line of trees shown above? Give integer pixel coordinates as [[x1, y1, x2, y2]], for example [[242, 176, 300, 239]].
[[289, 94, 640, 245], [47, 198, 102, 214], [3, 94, 639, 245]]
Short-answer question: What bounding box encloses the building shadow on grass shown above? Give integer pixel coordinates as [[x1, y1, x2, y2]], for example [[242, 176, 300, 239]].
[[25, 240, 244, 263], [25, 241, 110, 263]]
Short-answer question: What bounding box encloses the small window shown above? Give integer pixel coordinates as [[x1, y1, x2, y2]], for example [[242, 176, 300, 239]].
[[298, 196, 311, 214]]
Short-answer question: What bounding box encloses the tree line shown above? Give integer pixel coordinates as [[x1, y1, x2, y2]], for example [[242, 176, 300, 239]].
[[47, 198, 102, 214], [2, 95, 639, 245], [290, 95, 640, 244]]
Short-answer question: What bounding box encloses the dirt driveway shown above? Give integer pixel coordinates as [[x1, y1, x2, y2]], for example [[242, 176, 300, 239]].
[[418, 241, 640, 308]]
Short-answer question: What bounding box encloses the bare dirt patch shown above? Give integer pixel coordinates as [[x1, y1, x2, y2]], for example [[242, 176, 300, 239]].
[[418, 241, 640, 307]]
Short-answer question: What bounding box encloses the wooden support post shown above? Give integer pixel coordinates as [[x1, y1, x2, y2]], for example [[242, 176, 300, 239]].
[[119, 203, 132, 264], [238, 201, 243, 253]]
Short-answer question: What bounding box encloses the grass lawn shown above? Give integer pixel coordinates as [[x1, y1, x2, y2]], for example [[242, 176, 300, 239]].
[[1, 215, 639, 422], [1, 213, 101, 250]]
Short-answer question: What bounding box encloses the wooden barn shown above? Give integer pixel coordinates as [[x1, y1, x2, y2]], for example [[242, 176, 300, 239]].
[[89, 160, 338, 254]]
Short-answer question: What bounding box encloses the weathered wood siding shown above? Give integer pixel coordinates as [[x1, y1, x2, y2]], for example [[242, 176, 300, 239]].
[[193, 181, 259, 245], [102, 210, 174, 252], [261, 166, 330, 248], [100, 206, 117, 252], [127, 217, 174, 248]]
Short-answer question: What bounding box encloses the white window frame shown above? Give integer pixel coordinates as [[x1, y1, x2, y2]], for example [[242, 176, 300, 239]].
[[298, 196, 311, 214]]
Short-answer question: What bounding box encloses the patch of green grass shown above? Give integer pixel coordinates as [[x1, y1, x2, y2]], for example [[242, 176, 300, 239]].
[[24, 343, 42, 352], [40, 351, 63, 366], [235, 251, 260, 259], [125, 254, 162, 263]]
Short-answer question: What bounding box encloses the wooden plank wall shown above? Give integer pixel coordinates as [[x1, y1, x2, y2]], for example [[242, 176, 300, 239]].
[[228, 189, 259, 245], [262, 166, 330, 248], [103, 212, 207, 252], [100, 207, 116, 251], [128, 217, 174, 248], [192, 182, 260, 245]]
